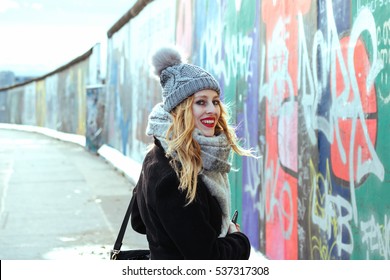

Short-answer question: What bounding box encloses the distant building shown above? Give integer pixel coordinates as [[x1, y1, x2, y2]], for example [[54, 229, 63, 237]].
[[0, 71, 36, 89], [0, 71, 15, 88]]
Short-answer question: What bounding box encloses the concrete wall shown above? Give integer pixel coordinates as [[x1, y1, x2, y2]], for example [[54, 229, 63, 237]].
[[1, 0, 389, 260], [0, 44, 101, 135], [104, 0, 176, 163]]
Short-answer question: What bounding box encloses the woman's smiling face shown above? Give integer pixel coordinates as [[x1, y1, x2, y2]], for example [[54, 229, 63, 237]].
[[192, 90, 221, 137]]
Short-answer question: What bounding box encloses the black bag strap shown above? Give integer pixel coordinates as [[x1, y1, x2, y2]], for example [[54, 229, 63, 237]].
[[113, 190, 136, 251]]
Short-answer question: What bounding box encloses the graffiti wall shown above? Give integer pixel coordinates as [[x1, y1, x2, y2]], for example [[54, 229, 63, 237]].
[[1, 0, 389, 260], [105, 0, 389, 259], [104, 0, 177, 163], [173, 0, 389, 259], [0, 45, 100, 135]]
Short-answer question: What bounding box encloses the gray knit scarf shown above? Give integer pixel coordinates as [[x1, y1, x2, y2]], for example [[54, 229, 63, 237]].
[[146, 103, 232, 237]]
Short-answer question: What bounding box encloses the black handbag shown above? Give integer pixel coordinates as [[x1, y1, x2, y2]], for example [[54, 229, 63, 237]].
[[110, 190, 150, 260]]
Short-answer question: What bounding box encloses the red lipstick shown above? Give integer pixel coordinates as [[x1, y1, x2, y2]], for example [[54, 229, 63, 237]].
[[200, 117, 216, 128]]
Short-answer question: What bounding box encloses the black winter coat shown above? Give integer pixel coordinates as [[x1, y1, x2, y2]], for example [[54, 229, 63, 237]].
[[130, 139, 251, 260]]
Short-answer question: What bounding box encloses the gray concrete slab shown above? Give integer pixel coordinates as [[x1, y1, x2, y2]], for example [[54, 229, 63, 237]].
[[0, 129, 147, 260]]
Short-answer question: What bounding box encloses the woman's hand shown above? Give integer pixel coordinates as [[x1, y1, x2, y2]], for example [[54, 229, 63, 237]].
[[228, 222, 241, 233]]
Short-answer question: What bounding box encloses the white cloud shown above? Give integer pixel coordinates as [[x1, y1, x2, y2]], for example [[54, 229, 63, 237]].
[[0, 0, 20, 13]]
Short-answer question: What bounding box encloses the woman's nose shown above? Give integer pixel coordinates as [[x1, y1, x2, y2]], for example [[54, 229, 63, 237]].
[[206, 103, 217, 114]]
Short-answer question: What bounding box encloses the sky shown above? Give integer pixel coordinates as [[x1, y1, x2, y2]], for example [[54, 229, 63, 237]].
[[0, 0, 134, 76]]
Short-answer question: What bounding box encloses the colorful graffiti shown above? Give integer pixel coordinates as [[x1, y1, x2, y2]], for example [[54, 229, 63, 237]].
[[186, 0, 389, 259], [1, 0, 389, 260], [257, 0, 388, 259], [104, 0, 177, 163]]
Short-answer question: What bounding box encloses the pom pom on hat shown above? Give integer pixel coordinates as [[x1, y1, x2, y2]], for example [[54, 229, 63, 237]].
[[151, 46, 221, 112], [151, 47, 183, 76]]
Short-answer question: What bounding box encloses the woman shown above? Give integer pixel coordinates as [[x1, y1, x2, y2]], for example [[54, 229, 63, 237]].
[[131, 47, 253, 259]]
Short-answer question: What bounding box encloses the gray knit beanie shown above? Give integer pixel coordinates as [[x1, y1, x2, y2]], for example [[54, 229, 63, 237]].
[[151, 47, 221, 112]]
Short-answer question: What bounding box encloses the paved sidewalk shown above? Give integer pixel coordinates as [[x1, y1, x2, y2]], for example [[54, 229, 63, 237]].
[[0, 128, 147, 260]]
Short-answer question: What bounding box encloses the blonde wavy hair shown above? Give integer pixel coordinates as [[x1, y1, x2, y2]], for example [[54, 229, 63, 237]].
[[165, 95, 253, 204]]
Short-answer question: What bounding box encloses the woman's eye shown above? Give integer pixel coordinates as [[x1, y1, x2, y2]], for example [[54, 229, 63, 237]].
[[196, 100, 205, 105], [213, 100, 220, 105]]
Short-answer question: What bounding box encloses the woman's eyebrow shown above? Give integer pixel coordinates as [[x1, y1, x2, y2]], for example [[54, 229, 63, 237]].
[[194, 95, 207, 99], [194, 95, 219, 99]]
